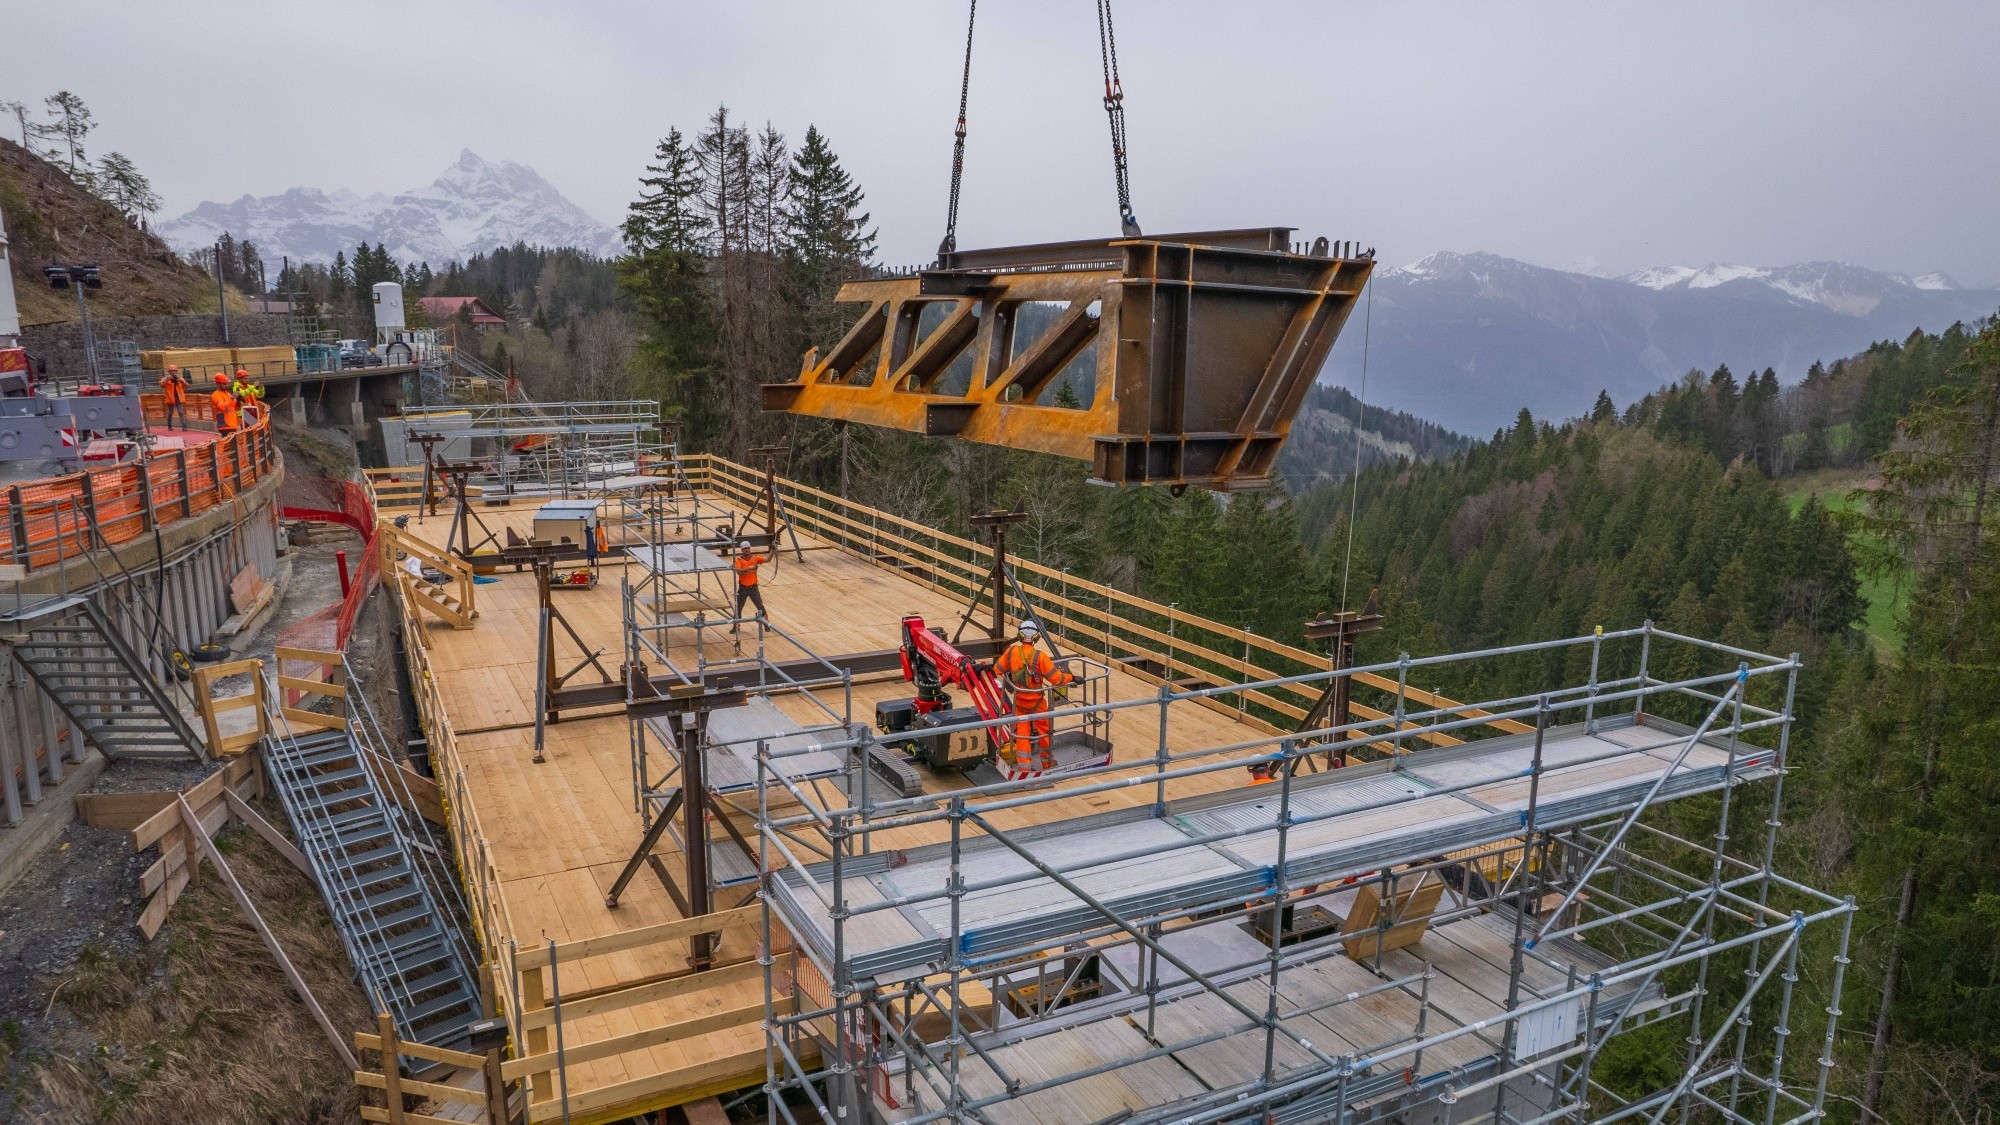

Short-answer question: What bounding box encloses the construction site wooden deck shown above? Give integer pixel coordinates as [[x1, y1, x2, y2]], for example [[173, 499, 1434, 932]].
[[386, 491, 1307, 1122]]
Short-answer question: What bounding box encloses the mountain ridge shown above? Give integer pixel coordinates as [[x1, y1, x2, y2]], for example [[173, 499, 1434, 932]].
[[157, 150, 622, 268], [1325, 251, 2000, 433]]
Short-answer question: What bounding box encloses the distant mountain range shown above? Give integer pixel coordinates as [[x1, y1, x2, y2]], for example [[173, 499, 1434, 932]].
[[158, 150, 622, 268], [1321, 252, 2000, 434]]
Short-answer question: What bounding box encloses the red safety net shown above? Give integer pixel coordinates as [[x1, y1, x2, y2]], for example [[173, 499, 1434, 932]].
[[276, 477, 380, 656]]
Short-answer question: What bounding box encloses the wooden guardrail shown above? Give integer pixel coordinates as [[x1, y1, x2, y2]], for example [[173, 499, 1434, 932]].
[[379, 521, 479, 628], [688, 454, 1531, 751], [356, 1014, 516, 1125]]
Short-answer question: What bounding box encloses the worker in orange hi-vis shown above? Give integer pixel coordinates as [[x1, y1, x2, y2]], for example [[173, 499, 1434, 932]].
[[993, 620, 1074, 775], [158, 365, 189, 429], [209, 374, 241, 435], [729, 539, 768, 634]]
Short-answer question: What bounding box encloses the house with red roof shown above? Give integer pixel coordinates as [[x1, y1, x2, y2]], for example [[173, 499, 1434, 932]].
[[418, 296, 507, 332]]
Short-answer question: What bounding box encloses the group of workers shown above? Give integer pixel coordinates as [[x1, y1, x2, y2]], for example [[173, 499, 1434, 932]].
[[156, 366, 266, 434], [729, 536, 1074, 773]]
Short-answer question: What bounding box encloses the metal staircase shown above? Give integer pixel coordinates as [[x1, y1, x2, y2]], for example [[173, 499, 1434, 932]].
[[260, 681, 483, 1053], [4, 596, 205, 761]]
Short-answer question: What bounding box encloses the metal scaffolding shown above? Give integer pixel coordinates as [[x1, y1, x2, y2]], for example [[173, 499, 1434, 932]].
[[749, 624, 1853, 1125], [396, 400, 685, 498]]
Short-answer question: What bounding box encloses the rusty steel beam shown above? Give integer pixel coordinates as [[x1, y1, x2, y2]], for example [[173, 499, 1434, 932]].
[[762, 228, 1374, 490]]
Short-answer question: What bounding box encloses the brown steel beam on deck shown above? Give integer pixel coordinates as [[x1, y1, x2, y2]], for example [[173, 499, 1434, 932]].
[[763, 229, 1374, 491]]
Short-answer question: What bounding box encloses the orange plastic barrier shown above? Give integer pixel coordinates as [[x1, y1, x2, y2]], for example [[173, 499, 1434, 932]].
[[0, 411, 278, 572]]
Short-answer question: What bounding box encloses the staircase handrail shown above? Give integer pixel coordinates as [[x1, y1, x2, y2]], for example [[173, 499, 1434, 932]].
[[46, 504, 207, 750], [335, 652, 479, 973], [256, 668, 480, 1041]]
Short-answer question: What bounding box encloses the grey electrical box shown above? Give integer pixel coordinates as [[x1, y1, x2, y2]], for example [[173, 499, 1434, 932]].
[[533, 499, 599, 546]]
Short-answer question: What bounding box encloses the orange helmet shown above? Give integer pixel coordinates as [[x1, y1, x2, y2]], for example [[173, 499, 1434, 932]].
[[234, 368, 247, 379], [214, 373, 230, 385]]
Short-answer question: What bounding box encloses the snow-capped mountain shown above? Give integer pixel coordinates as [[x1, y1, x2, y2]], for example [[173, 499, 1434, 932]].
[[1317, 252, 2000, 434], [159, 150, 622, 267]]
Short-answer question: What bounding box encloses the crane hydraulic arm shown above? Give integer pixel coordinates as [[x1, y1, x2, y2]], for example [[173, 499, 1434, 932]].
[[900, 614, 1011, 751]]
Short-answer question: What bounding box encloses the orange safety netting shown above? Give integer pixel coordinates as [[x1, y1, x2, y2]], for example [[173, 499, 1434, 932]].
[[276, 477, 381, 657], [0, 407, 277, 572]]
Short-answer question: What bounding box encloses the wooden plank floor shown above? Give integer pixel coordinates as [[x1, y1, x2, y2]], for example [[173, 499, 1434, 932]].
[[394, 495, 1301, 1117]]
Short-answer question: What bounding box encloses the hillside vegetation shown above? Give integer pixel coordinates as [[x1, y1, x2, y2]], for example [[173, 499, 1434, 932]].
[[0, 139, 228, 325]]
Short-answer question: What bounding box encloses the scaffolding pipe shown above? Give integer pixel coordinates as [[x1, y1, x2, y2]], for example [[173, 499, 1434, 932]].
[[958, 807, 1346, 1072], [1531, 671, 1747, 947]]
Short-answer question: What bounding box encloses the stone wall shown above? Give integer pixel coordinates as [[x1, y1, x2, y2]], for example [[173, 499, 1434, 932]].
[[20, 313, 290, 380]]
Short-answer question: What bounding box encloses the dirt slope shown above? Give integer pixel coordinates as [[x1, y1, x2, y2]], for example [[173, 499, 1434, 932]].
[[0, 138, 227, 326]]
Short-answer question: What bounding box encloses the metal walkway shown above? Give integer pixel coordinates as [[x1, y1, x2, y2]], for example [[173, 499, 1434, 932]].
[[262, 717, 483, 1051], [771, 714, 1778, 985], [4, 596, 205, 761]]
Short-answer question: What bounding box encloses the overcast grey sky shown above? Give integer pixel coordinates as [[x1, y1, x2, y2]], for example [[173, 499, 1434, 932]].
[[11, 1, 1998, 282]]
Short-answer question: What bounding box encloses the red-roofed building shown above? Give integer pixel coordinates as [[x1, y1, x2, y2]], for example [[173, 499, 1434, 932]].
[[419, 296, 507, 332]]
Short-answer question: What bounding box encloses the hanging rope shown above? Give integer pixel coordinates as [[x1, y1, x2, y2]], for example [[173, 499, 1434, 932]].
[[1096, 0, 1140, 236], [1338, 279, 1374, 616], [938, 0, 978, 263]]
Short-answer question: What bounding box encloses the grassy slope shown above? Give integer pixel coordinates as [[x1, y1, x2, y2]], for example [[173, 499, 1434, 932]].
[[0, 137, 240, 325], [1784, 466, 1906, 652], [6, 815, 370, 1125]]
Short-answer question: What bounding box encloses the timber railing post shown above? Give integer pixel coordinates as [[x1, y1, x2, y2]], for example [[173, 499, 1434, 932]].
[[522, 958, 551, 1108], [77, 473, 101, 549], [377, 1011, 407, 1124], [483, 1046, 509, 1125]]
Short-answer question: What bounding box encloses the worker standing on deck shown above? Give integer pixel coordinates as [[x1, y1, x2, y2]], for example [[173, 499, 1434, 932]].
[[730, 539, 768, 633], [158, 365, 188, 429], [993, 620, 1073, 774], [209, 374, 240, 435], [231, 369, 263, 426]]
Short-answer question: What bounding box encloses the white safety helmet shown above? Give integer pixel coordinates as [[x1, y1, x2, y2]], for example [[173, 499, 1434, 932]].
[[1017, 620, 1041, 640], [738, 539, 752, 551]]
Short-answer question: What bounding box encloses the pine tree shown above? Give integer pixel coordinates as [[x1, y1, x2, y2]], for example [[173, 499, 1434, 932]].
[[39, 91, 93, 183], [1591, 389, 1616, 424], [1846, 319, 2000, 1118], [93, 151, 159, 217], [785, 125, 876, 297], [618, 129, 721, 446]]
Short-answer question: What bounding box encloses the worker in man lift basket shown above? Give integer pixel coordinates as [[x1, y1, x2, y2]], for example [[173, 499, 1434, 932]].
[[158, 365, 189, 429], [993, 620, 1074, 775], [209, 374, 241, 435], [730, 539, 768, 633]]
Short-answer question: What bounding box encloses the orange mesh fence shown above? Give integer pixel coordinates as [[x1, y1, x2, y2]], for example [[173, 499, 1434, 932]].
[[0, 416, 278, 572], [277, 477, 380, 657]]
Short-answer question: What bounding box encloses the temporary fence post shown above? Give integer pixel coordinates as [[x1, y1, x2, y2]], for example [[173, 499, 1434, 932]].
[[175, 450, 192, 519], [7, 486, 29, 568], [77, 472, 101, 548], [377, 1011, 407, 1124], [135, 459, 156, 532]]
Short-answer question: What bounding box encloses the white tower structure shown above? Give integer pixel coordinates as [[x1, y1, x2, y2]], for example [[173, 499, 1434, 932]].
[[372, 281, 405, 346]]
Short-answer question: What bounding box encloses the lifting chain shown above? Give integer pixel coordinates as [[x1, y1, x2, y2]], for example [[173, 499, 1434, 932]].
[[1097, 0, 1140, 236], [938, 0, 978, 263], [938, 0, 1139, 262]]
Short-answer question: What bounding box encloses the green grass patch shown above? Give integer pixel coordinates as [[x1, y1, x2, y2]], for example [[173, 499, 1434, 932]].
[[1785, 470, 1907, 653]]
